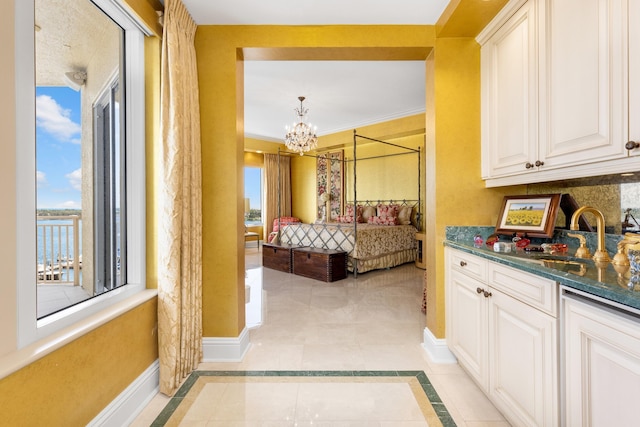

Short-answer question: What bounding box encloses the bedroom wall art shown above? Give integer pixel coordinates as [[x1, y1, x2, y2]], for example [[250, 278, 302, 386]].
[[316, 150, 344, 221]]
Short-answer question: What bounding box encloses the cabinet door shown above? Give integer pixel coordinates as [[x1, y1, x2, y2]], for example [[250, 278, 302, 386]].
[[564, 295, 640, 427], [446, 269, 489, 391], [541, 0, 628, 167], [629, 0, 640, 156], [489, 289, 558, 427], [481, 0, 538, 178]]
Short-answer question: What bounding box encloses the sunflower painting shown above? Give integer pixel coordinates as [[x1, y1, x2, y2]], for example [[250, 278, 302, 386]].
[[496, 194, 561, 238]]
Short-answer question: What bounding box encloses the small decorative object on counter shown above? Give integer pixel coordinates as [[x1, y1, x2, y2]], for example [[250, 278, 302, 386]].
[[473, 234, 484, 248], [486, 233, 499, 249], [540, 243, 568, 254], [512, 234, 531, 249], [494, 242, 513, 253]]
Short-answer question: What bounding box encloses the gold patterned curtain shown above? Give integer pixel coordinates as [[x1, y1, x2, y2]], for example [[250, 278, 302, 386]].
[[264, 153, 292, 240], [158, 0, 202, 396]]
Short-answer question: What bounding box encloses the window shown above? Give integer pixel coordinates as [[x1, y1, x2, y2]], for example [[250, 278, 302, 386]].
[[244, 167, 263, 224], [17, 0, 148, 346]]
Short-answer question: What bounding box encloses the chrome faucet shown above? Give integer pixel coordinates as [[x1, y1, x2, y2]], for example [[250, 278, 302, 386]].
[[570, 206, 610, 264]]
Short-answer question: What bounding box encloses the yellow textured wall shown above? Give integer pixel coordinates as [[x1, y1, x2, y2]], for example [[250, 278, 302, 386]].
[[0, 300, 158, 426], [123, 0, 163, 37], [196, 25, 435, 337], [197, 13, 526, 341], [291, 154, 318, 223], [289, 116, 426, 224], [245, 136, 283, 154], [244, 151, 265, 167], [343, 134, 424, 204], [425, 38, 523, 337]]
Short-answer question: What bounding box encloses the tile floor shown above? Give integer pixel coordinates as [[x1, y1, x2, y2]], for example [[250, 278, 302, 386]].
[[131, 246, 510, 426]]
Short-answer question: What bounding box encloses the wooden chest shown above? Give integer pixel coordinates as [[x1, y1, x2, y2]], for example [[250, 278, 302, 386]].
[[262, 243, 298, 273], [292, 247, 348, 282]]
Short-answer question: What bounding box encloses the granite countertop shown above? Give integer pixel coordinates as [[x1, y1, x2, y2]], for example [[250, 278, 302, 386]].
[[444, 226, 640, 312]]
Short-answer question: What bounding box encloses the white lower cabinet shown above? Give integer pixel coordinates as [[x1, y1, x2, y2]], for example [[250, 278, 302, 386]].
[[489, 287, 557, 427], [446, 248, 558, 426], [563, 290, 640, 427]]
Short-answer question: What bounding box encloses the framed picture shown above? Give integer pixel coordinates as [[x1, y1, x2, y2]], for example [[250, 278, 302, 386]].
[[495, 194, 561, 238]]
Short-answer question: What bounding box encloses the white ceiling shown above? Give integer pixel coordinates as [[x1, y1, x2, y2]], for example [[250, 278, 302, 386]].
[[182, 0, 451, 142]]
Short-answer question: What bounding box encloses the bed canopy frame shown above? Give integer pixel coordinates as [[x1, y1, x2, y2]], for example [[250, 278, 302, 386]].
[[349, 130, 422, 234], [274, 130, 423, 275]]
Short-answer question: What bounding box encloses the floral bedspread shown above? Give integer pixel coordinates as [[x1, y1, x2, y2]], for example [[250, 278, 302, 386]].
[[279, 223, 417, 260]]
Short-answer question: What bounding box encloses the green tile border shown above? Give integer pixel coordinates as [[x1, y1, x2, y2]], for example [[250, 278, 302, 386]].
[[151, 370, 457, 426]]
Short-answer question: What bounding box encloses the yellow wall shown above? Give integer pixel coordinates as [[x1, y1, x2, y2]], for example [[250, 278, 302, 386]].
[[0, 300, 158, 426], [275, 116, 426, 226], [195, 23, 522, 341], [343, 134, 424, 203], [425, 38, 523, 336], [291, 154, 318, 223], [209, 19, 524, 338], [196, 25, 435, 338]]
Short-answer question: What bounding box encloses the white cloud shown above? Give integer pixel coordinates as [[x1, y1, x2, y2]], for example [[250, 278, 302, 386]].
[[58, 200, 81, 209], [65, 168, 82, 191], [36, 170, 47, 187], [36, 95, 81, 142]]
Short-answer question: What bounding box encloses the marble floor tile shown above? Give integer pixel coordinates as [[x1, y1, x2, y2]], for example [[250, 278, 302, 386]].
[[130, 247, 510, 426]]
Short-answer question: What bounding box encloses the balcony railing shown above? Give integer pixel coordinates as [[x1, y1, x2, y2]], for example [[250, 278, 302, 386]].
[[37, 215, 81, 285]]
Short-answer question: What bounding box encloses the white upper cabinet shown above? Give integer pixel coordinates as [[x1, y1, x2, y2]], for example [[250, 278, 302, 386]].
[[541, 0, 626, 165], [480, 0, 538, 178], [479, 0, 640, 186]]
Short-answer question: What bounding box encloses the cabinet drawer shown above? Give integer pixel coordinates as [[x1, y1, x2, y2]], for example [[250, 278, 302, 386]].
[[449, 249, 487, 282], [489, 263, 557, 317]]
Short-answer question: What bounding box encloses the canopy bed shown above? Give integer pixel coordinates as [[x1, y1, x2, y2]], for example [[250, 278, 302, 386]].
[[272, 130, 422, 276]]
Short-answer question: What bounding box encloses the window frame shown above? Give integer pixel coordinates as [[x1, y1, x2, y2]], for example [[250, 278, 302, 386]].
[[93, 75, 128, 294], [16, 0, 150, 347]]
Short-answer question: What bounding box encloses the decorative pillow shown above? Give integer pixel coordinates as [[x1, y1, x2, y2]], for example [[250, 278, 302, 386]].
[[360, 205, 376, 223], [367, 215, 398, 226], [272, 216, 301, 233], [335, 215, 354, 223], [344, 204, 363, 223], [396, 205, 413, 225], [377, 204, 399, 219]]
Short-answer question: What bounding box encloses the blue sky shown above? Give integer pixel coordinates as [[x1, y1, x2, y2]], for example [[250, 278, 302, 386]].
[[244, 167, 261, 210], [36, 87, 82, 209]]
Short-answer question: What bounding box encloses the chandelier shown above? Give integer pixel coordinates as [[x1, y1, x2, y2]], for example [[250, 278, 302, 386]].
[[284, 96, 318, 155]]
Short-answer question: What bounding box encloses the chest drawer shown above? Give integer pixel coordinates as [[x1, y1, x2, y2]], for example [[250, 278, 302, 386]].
[[292, 248, 347, 282]]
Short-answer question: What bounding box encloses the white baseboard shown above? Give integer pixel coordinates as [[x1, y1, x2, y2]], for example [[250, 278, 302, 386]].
[[202, 328, 251, 362], [422, 327, 457, 364], [88, 359, 160, 427]]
